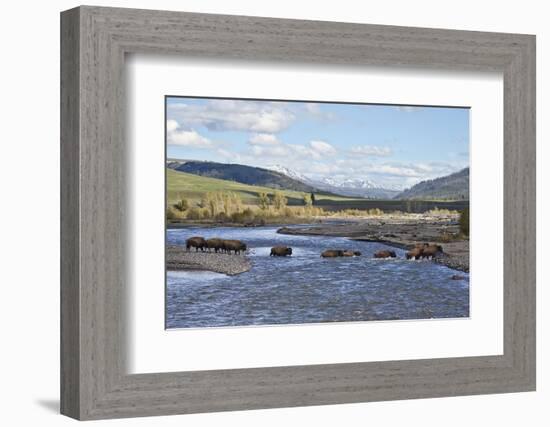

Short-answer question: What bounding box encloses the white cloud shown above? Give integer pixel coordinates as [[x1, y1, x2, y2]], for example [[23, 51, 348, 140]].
[[304, 103, 336, 120], [166, 119, 179, 132], [309, 140, 336, 157], [369, 164, 421, 177], [248, 133, 280, 145], [350, 145, 393, 157], [245, 137, 336, 161], [251, 144, 291, 158], [166, 120, 212, 148], [168, 100, 295, 133]]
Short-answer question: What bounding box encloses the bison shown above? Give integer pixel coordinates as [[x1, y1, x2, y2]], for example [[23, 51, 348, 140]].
[[206, 238, 224, 253], [406, 243, 443, 260], [373, 250, 396, 259], [406, 246, 424, 260], [321, 249, 344, 258], [270, 246, 293, 257], [342, 250, 361, 257], [186, 236, 207, 252], [222, 239, 247, 255], [421, 244, 443, 259]]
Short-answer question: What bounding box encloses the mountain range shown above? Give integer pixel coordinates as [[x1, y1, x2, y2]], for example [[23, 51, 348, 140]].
[[167, 159, 469, 201], [267, 165, 401, 199], [393, 167, 469, 200]]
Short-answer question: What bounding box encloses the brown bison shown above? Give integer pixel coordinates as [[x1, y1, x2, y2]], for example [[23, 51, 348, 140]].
[[342, 250, 362, 257], [374, 250, 396, 259], [186, 236, 207, 252], [321, 249, 344, 258], [222, 239, 247, 255], [270, 246, 293, 257], [206, 238, 224, 253], [421, 244, 443, 259], [406, 246, 424, 260], [406, 243, 443, 260]]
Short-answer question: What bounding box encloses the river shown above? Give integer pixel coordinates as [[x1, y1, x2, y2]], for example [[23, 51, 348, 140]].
[[166, 226, 469, 329]]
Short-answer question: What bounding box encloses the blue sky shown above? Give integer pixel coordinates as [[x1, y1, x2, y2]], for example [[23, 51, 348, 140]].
[[166, 97, 469, 189]]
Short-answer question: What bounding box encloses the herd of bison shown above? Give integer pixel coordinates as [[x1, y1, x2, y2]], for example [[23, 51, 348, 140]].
[[186, 236, 444, 260]]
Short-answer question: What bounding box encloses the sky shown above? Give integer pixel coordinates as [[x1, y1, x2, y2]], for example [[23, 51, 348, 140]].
[[166, 97, 469, 189]]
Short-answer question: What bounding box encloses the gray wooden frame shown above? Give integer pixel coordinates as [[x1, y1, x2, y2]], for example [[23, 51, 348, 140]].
[[61, 5, 536, 420]]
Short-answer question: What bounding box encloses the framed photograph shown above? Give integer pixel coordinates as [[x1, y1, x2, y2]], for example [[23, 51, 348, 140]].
[[61, 6, 536, 420]]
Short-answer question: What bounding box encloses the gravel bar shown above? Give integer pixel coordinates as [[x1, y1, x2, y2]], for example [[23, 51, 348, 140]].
[[167, 245, 251, 275]]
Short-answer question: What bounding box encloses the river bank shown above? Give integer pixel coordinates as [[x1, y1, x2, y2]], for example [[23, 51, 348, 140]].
[[167, 245, 251, 275], [277, 216, 469, 272]]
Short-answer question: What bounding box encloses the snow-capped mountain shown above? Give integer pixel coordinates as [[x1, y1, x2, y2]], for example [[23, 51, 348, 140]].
[[268, 165, 402, 199], [266, 165, 311, 184], [320, 177, 380, 190]]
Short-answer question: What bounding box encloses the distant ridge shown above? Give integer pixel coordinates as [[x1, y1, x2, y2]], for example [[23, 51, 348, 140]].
[[394, 168, 469, 201], [167, 160, 318, 193], [268, 164, 401, 199]]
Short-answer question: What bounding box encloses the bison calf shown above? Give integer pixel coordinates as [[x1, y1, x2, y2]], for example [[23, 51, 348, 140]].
[[270, 246, 293, 256]]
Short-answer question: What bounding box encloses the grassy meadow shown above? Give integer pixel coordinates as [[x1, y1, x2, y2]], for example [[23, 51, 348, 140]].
[[166, 169, 360, 206]]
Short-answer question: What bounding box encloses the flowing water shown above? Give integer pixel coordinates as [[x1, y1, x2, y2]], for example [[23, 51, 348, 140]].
[[166, 226, 469, 329]]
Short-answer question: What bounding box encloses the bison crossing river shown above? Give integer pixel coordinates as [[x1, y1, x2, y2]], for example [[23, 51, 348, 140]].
[[168, 227, 468, 328], [186, 236, 247, 255], [186, 236, 445, 261], [270, 246, 293, 257]]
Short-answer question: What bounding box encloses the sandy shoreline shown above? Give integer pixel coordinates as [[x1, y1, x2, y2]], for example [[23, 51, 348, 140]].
[[277, 216, 470, 272], [167, 245, 251, 275]]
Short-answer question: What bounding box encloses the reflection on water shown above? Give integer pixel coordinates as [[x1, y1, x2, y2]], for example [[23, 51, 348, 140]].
[[166, 226, 469, 329]]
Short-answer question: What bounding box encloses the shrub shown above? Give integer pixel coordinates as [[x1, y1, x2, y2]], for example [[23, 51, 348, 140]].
[[459, 207, 470, 236], [283, 207, 295, 217], [427, 207, 456, 216], [231, 211, 244, 223], [215, 212, 230, 223], [185, 207, 202, 220], [175, 197, 189, 212], [230, 208, 255, 224], [258, 192, 270, 210], [273, 191, 288, 211], [166, 207, 177, 220]]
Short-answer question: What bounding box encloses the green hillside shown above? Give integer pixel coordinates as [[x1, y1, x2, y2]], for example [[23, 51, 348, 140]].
[[167, 168, 359, 207], [395, 168, 469, 201]]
